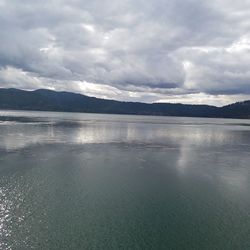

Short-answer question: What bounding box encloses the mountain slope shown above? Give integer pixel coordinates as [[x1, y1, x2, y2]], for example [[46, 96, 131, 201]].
[[219, 101, 250, 119], [0, 88, 249, 119]]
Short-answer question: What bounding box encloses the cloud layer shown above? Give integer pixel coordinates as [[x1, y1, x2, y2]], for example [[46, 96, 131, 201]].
[[0, 0, 250, 105]]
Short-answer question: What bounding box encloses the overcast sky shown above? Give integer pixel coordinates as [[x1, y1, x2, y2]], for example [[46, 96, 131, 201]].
[[0, 0, 250, 106]]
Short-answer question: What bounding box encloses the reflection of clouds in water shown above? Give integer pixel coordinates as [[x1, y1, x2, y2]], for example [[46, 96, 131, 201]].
[[74, 124, 113, 144], [0, 124, 58, 151], [177, 143, 192, 174], [177, 127, 236, 146], [73, 122, 147, 144], [176, 128, 228, 174], [175, 127, 250, 198], [0, 112, 250, 153]]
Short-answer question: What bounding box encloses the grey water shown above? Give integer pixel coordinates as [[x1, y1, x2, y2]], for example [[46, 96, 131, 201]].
[[0, 110, 250, 250]]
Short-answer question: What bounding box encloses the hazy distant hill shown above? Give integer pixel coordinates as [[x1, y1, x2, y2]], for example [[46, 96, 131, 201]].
[[0, 88, 249, 119]]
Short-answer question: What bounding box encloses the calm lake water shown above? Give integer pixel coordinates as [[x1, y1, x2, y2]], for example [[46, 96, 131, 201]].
[[0, 110, 250, 249]]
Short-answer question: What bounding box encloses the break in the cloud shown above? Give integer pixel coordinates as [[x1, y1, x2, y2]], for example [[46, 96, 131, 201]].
[[0, 0, 250, 106]]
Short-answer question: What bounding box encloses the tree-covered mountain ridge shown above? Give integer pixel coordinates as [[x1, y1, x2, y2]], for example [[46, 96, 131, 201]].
[[0, 88, 249, 119]]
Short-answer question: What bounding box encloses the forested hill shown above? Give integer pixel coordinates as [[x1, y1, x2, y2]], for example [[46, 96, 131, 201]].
[[0, 88, 249, 119]]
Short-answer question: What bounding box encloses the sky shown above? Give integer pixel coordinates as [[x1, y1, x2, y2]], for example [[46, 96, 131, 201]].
[[0, 0, 250, 106]]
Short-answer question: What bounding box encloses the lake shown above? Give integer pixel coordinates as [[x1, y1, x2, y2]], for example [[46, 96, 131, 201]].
[[0, 110, 250, 249]]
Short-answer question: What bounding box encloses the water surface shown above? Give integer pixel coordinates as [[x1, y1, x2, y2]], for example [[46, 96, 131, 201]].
[[0, 110, 250, 249]]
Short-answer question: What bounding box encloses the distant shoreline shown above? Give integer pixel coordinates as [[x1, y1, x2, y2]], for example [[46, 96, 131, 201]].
[[0, 88, 249, 119]]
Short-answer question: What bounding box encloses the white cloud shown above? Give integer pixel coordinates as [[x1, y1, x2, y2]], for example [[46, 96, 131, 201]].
[[0, 0, 250, 105]]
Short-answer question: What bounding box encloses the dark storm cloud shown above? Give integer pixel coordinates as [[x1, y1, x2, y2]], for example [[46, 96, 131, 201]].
[[0, 0, 250, 104]]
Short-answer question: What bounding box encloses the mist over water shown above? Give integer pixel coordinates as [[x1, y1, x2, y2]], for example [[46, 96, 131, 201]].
[[0, 111, 250, 249]]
